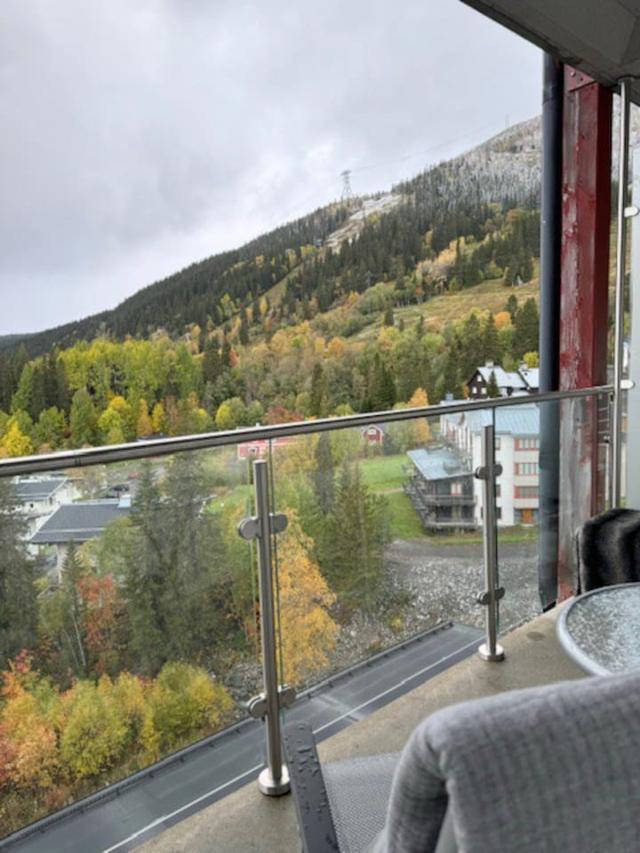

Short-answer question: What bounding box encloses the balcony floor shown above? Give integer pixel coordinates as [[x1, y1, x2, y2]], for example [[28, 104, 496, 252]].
[[140, 606, 584, 853]]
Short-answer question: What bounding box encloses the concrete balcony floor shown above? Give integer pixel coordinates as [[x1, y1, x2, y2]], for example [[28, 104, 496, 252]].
[[141, 606, 584, 853]]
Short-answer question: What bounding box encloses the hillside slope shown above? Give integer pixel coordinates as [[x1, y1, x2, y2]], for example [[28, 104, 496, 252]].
[[4, 117, 541, 358]]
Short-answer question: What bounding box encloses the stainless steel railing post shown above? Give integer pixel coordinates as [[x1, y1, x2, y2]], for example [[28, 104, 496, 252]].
[[475, 424, 505, 662], [611, 77, 633, 508], [238, 459, 293, 796]]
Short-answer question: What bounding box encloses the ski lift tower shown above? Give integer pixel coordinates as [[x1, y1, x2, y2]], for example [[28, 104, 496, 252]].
[[340, 169, 354, 201]]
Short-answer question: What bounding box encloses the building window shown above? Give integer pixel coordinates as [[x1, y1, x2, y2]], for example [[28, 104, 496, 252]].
[[515, 486, 539, 498], [451, 482, 463, 496], [515, 462, 539, 476], [515, 437, 540, 450]]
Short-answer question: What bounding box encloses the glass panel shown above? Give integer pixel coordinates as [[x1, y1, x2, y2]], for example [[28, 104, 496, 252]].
[[0, 446, 257, 841], [270, 410, 486, 735], [624, 101, 640, 508], [495, 391, 610, 633]]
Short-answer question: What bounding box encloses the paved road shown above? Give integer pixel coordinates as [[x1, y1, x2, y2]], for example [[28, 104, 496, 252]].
[[1, 622, 481, 853]]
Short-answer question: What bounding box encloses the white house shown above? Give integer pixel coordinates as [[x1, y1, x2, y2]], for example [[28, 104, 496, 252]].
[[441, 404, 540, 526], [14, 476, 79, 541], [30, 497, 131, 579]]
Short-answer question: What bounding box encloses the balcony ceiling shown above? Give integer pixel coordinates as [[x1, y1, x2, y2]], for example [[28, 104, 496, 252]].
[[462, 0, 640, 103]]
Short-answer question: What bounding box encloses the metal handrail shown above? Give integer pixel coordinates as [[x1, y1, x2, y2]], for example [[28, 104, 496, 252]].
[[0, 384, 612, 477]]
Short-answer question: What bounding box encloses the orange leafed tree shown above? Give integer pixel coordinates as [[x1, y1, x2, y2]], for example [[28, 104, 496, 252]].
[[1, 659, 60, 790], [77, 574, 120, 673]]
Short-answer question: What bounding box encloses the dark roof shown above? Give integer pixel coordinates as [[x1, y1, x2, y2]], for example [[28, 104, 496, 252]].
[[30, 500, 130, 544], [15, 478, 67, 502], [463, 0, 640, 105]]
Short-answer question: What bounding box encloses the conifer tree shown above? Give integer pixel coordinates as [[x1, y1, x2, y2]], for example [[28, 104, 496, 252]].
[[513, 298, 539, 358], [239, 309, 250, 346], [309, 364, 327, 418], [0, 480, 37, 668], [320, 462, 389, 613], [483, 313, 501, 365], [202, 338, 220, 385], [486, 370, 500, 398], [70, 389, 97, 447], [313, 433, 335, 515], [60, 541, 88, 675], [369, 355, 396, 411], [220, 335, 232, 370], [505, 294, 519, 320]]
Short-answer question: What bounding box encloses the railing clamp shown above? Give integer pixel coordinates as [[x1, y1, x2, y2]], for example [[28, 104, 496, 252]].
[[474, 463, 503, 480], [238, 512, 288, 541], [247, 685, 297, 719], [477, 587, 505, 607]]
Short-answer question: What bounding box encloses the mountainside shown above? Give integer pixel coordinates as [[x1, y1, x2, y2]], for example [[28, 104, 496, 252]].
[[0, 117, 545, 455], [4, 117, 541, 359]]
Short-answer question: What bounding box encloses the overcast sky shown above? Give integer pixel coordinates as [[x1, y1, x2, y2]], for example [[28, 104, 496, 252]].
[[0, 0, 541, 335]]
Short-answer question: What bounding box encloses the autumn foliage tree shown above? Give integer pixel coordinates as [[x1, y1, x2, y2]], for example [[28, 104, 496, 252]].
[[275, 513, 338, 686]]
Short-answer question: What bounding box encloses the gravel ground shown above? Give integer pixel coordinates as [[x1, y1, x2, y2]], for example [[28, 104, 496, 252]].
[[225, 536, 543, 697], [328, 537, 542, 674], [387, 537, 541, 631]]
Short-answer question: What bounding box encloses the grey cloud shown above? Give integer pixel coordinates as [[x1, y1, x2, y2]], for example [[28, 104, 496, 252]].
[[0, 0, 541, 334]]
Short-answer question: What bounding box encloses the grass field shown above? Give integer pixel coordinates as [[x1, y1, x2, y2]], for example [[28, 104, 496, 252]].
[[209, 483, 252, 516], [209, 453, 537, 545], [360, 454, 408, 491], [355, 276, 540, 342], [360, 454, 429, 539]]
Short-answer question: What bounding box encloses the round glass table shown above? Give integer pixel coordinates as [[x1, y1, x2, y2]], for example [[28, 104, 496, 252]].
[[556, 583, 640, 675]]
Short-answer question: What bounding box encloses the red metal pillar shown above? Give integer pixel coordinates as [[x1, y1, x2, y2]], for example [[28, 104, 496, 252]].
[[557, 67, 612, 598]]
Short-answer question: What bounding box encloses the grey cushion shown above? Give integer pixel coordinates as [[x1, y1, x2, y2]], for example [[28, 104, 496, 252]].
[[323, 753, 399, 853], [372, 670, 640, 852]]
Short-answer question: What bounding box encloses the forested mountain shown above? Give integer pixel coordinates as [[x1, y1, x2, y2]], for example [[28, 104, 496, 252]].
[[5, 117, 540, 359], [0, 117, 543, 455]]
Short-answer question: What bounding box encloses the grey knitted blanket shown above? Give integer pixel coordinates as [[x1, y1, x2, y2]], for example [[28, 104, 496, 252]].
[[372, 670, 640, 852]]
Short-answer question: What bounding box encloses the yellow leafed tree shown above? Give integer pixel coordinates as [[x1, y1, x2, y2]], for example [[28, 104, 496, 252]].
[[136, 399, 153, 438], [2, 421, 34, 458], [407, 388, 432, 444], [275, 513, 338, 686], [151, 401, 166, 434]]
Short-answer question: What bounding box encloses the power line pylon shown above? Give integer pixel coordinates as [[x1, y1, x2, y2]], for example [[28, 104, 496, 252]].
[[340, 169, 353, 201]]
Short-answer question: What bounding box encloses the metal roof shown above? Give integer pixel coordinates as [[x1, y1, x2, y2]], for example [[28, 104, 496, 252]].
[[519, 367, 540, 390], [474, 366, 527, 390], [30, 500, 130, 544], [15, 477, 67, 502], [442, 403, 540, 436], [463, 0, 640, 104], [407, 447, 471, 481]]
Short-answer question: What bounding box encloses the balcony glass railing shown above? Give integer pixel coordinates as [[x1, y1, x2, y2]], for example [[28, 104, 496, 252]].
[[494, 390, 611, 632], [0, 385, 611, 848]]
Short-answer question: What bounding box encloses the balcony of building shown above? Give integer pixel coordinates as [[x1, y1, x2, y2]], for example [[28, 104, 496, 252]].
[[0, 385, 612, 853], [4, 0, 640, 850], [137, 606, 582, 853]]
